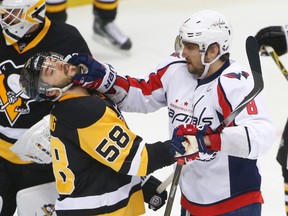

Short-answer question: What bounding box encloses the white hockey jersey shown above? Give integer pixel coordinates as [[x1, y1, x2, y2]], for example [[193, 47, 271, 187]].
[[109, 54, 275, 215]]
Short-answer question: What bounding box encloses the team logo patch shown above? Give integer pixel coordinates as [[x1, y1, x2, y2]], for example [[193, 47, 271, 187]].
[[0, 60, 32, 126], [41, 203, 55, 216], [224, 71, 249, 80], [150, 195, 162, 207]]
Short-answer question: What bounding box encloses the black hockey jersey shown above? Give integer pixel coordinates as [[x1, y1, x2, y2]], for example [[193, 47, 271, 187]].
[[0, 17, 91, 164], [50, 93, 174, 216]]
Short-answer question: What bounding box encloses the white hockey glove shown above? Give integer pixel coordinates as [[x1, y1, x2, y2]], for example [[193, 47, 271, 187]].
[[171, 134, 200, 165], [171, 124, 221, 164], [67, 53, 116, 93], [10, 115, 52, 164]]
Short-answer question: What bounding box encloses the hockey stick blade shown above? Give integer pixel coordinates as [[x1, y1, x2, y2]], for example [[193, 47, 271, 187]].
[[164, 36, 264, 216], [264, 46, 288, 81]]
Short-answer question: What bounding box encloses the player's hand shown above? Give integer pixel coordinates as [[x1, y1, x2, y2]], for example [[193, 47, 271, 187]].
[[141, 175, 167, 211], [255, 25, 288, 56], [171, 124, 221, 164], [67, 53, 116, 93]]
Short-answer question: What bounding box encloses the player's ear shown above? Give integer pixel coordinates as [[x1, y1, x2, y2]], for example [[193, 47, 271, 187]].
[[206, 43, 220, 62], [46, 90, 57, 97], [209, 43, 220, 56]]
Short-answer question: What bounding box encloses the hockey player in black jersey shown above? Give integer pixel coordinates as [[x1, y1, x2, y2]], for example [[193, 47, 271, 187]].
[[256, 25, 288, 216], [19, 52, 176, 215], [0, 0, 91, 215], [45, 0, 132, 50]]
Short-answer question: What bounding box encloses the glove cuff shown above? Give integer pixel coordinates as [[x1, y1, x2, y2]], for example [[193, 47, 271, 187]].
[[97, 64, 117, 93], [208, 133, 221, 151]]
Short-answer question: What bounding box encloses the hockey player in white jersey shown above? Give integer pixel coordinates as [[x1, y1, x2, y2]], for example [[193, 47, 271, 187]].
[[70, 10, 275, 215]]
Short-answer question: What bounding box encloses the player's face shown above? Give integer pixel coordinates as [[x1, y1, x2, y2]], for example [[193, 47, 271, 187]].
[[181, 42, 205, 77], [0, 9, 22, 26], [40, 57, 80, 88]]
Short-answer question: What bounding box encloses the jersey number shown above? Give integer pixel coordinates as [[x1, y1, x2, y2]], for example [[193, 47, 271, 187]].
[[95, 125, 129, 162], [246, 99, 258, 115], [51, 138, 75, 194]]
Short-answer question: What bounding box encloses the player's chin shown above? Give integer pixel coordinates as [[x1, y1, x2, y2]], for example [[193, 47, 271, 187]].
[[186, 64, 194, 74]]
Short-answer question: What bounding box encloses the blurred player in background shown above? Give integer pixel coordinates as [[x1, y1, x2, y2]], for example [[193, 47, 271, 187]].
[[0, 0, 91, 215], [46, 0, 132, 50], [256, 25, 288, 216]]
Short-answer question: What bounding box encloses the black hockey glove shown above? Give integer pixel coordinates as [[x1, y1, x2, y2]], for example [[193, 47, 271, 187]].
[[141, 175, 167, 211], [255, 26, 288, 56]]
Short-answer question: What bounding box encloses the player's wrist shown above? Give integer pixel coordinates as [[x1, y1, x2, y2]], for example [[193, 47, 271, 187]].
[[207, 133, 221, 151]]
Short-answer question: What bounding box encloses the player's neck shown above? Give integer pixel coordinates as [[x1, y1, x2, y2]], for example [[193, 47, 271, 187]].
[[206, 60, 225, 77], [65, 86, 90, 96]]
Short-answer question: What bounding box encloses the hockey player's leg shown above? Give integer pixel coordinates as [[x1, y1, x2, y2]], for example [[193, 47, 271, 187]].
[[282, 170, 288, 216], [0, 196, 2, 213], [46, 0, 68, 22], [92, 0, 132, 50], [277, 119, 288, 216], [16, 182, 58, 216], [220, 203, 261, 215]]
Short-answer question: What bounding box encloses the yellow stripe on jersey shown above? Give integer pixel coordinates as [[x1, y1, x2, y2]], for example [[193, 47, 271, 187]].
[[12, 17, 51, 54], [46, 2, 68, 12], [0, 138, 31, 164], [98, 190, 145, 216], [68, 0, 92, 7], [93, 0, 118, 10], [78, 106, 148, 175], [285, 184, 288, 214], [285, 184, 288, 191]]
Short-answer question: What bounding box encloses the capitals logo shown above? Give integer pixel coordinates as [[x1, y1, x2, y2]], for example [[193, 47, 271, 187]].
[[224, 71, 249, 80], [0, 60, 32, 126]]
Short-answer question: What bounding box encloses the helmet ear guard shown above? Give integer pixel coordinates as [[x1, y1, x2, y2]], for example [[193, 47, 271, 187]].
[[174, 35, 183, 56]]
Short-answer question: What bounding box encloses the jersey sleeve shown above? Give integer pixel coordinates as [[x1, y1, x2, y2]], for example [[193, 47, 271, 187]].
[[107, 55, 187, 113], [215, 62, 275, 159], [77, 106, 174, 176]]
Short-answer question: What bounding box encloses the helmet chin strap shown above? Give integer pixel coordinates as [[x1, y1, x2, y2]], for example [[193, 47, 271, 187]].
[[198, 52, 222, 79], [49, 83, 74, 102]]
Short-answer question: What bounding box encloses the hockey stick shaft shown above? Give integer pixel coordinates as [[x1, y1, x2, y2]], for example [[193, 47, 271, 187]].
[[264, 46, 288, 81], [156, 166, 187, 194], [156, 172, 173, 194], [163, 36, 263, 216]]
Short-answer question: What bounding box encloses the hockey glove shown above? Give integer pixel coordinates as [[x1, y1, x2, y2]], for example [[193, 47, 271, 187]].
[[68, 53, 116, 93], [171, 124, 221, 164], [141, 175, 167, 211], [255, 25, 288, 56]]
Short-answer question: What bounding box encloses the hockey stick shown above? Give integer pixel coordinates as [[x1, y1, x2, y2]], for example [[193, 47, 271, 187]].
[[156, 171, 174, 194], [163, 36, 264, 216], [156, 174, 173, 194], [263, 46, 288, 81]]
